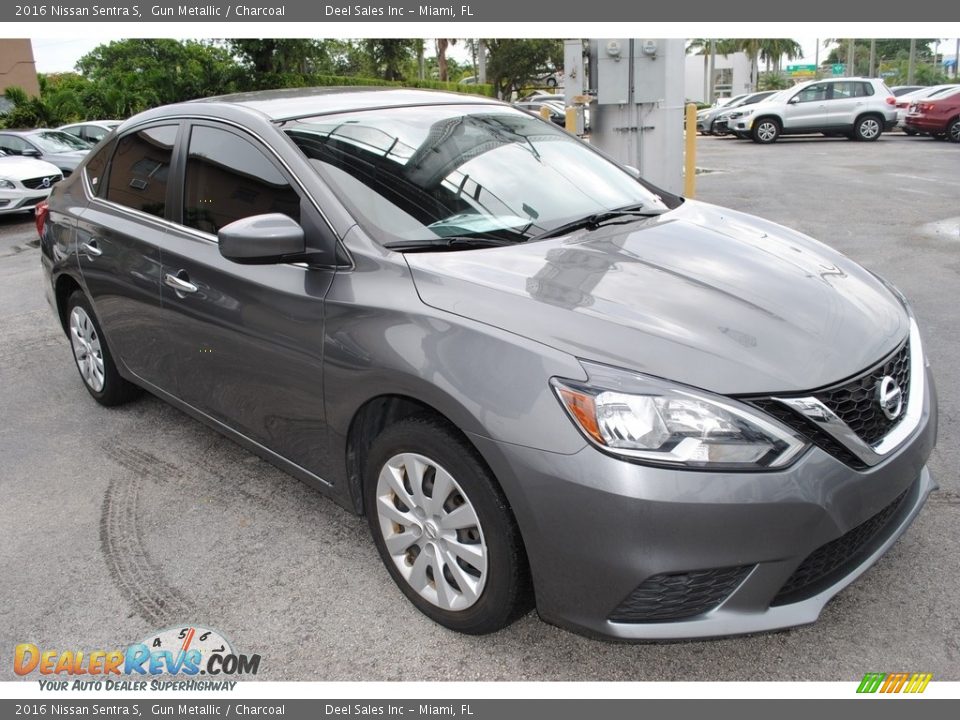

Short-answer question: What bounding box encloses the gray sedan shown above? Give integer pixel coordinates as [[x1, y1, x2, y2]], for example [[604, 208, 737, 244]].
[[38, 88, 937, 640]]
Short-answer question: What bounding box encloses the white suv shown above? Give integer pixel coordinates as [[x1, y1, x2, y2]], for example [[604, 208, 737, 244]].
[[727, 78, 897, 143]]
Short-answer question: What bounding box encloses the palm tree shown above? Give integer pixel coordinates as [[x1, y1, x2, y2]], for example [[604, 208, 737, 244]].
[[436, 38, 457, 82], [760, 39, 804, 74], [731, 39, 764, 91]]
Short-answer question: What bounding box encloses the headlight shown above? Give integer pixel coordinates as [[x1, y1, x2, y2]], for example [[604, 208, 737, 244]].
[[552, 362, 808, 470], [0, 178, 16, 189]]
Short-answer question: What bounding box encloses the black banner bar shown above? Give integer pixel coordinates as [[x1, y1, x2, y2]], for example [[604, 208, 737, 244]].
[[1, 0, 953, 22]]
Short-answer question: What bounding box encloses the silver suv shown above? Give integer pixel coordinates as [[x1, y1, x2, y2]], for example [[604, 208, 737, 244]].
[[727, 78, 897, 143]]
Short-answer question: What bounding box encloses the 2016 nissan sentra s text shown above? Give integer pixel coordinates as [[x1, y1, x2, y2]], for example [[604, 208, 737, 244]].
[[38, 88, 938, 640]]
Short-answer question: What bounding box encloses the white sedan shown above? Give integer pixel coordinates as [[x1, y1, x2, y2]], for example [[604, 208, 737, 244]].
[[0, 152, 63, 216]]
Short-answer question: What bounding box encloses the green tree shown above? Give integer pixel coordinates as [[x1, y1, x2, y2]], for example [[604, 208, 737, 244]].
[[361, 40, 416, 81], [77, 39, 241, 105], [484, 39, 562, 98]]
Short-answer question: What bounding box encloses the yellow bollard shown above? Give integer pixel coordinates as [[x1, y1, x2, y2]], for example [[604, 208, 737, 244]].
[[565, 107, 577, 134], [684, 103, 697, 198], [540, 106, 552, 122]]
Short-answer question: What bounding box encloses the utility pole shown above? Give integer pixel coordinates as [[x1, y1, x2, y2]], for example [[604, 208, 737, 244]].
[[908, 38, 916, 84], [869, 39, 876, 77], [847, 39, 855, 76], [708, 39, 716, 104], [955, 38, 959, 79], [815, 38, 820, 78]]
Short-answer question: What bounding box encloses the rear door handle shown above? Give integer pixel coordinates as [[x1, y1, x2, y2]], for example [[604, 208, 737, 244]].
[[80, 240, 102, 257], [164, 271, 198, 295]]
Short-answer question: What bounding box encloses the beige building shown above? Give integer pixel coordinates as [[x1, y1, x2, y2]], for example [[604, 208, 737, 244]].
[[0, 39, 40, 97]]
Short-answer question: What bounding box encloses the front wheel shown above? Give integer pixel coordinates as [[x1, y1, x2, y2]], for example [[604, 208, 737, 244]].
[[752, 118, 780, 144], [948, 119, 960, 144], [854, 115, 883, 141], [364, 416, 532, 634]]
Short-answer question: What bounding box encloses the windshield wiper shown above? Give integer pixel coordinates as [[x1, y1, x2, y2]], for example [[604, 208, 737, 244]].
[[530, 204, 664, 242], [384, 236, 519, 253]]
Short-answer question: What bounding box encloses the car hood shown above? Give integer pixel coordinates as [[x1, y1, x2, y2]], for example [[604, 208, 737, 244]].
[[0, 156, 62, 179], [405, 200, 909, 395]]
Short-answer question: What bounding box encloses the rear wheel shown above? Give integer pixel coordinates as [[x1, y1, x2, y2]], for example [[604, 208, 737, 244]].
[[948, 119, 960, 144], [854, 115, 883, 141], [752, 118, 780, 144], [903, 128, 918, 136], [364, 416, 531, 634], [66, 290, 141, 406]]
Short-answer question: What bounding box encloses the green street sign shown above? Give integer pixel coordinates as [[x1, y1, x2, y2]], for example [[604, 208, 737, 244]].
[[787, 64, 817, 74], [832, 63, 846, 75]]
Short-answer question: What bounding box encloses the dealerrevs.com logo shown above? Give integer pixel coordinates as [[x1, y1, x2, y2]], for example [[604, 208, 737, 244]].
[[857, 672, 933, 694], [15, 626, 260, 690]]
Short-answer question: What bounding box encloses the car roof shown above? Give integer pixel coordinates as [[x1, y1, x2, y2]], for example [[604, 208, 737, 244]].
[[182, 87, 502, 122]]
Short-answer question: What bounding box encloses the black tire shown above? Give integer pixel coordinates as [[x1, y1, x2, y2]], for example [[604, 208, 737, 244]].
[[65, 290, 141, 406], [734, 131, 750, 139], [363, 415, 532, 635], [751, 117, 780, 144], [948, 118, 960, 144], [903, 128, 918, 136], [853, 115, 883, 141]]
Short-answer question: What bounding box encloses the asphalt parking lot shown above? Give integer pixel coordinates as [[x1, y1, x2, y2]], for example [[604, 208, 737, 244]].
[[1, 132, 958, 682]]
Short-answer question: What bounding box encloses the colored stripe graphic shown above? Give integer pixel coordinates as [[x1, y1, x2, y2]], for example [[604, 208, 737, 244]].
[[857, 672, 932, 694]]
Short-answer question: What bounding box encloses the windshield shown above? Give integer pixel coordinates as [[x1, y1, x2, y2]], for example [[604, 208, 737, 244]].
[[27, 131, 92, 153], [285, 104, 670, 245]]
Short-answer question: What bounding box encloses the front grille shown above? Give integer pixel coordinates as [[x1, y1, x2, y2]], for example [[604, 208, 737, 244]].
[[771, 486, 912, 606], [609, 565, 752, 623], [22, 174, 62, 190], [815, 340, 910, 446], [749, 398, 867, 469], [746, 339, 911, 468]]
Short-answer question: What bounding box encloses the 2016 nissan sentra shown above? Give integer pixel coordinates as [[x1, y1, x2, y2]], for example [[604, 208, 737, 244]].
[[38, 88, 938, 640]]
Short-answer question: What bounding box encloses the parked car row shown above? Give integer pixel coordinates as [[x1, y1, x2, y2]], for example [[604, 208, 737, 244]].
[[513, 93, 591, 131], [0, 120, 119, 217], [698, 78, 960, 144]]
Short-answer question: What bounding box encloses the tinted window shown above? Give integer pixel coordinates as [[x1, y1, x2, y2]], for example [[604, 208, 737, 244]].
[[0, 135, 31, 155], [61, 126, 83, 139], [84, 139, 115, 197], [796, 84, 829, 103], [105, 125, 177, 218], [183, 126, 301, 235], [28, 130, 92, 152], [832, 82, 874, 99], [86, 125, 111, 142]]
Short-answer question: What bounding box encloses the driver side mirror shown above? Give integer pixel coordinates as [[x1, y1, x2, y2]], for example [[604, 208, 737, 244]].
[[788, 96, 800, 105], [218, 213, 305, 265], [623, 165, 641, 179], [22, 148, 41, 157]]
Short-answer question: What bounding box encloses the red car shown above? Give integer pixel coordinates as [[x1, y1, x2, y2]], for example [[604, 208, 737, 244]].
[[903, 88, 960, 142]]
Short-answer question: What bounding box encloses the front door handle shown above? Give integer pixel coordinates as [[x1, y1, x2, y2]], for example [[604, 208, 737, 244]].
[[164, 271, 198, 295], [80, 240, 102, 258]]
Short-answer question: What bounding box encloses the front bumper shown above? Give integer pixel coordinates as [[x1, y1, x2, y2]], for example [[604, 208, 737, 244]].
[[0, 187, 51, 215], [469, 366, 937, 640]]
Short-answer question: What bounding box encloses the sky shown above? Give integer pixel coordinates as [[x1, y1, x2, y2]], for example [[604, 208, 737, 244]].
[[27, 37, 959, 75]]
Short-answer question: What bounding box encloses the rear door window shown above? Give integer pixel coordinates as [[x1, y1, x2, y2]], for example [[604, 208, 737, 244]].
[[84, 139, 115, 197], [104, 125, 178, 218]]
